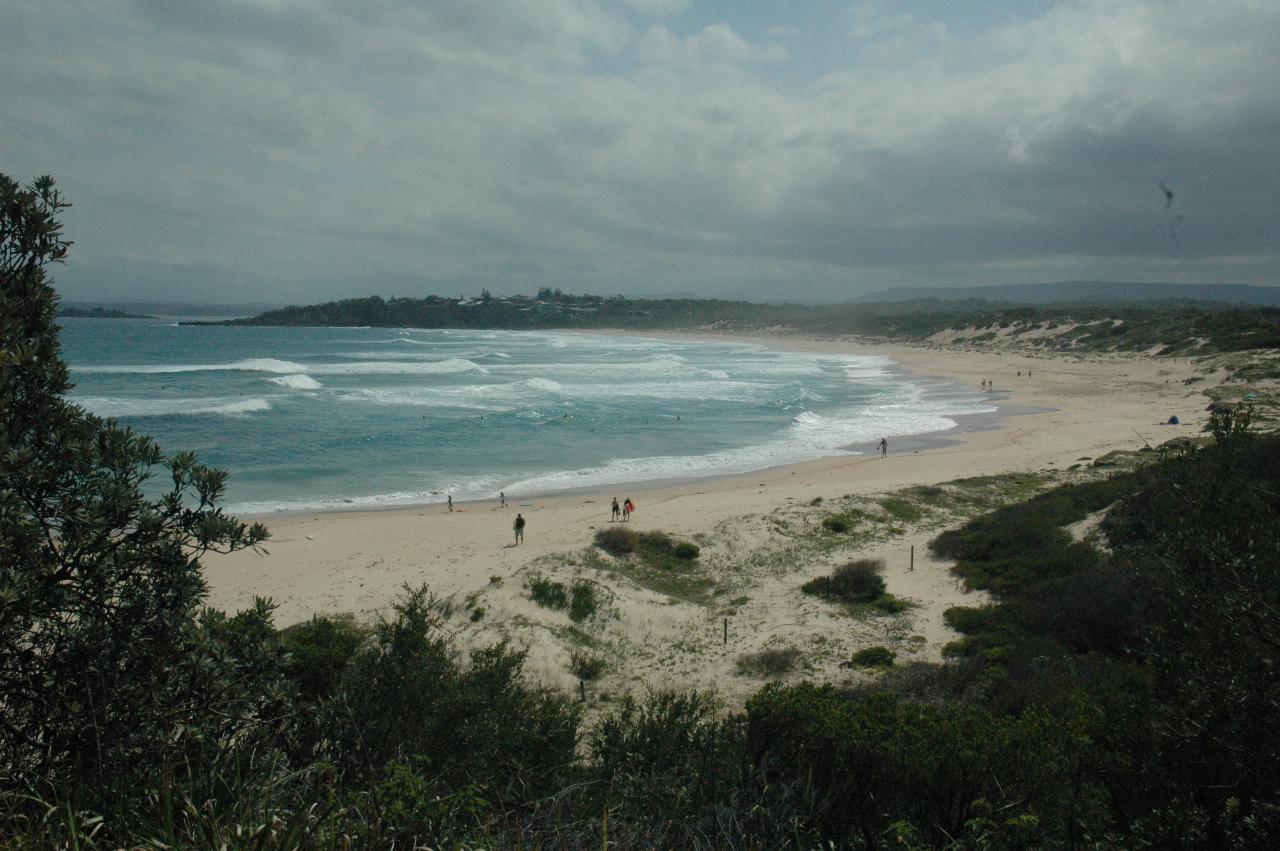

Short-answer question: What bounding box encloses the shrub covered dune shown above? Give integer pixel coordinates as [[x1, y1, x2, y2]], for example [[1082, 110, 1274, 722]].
[[4, 176, 1280, 848]]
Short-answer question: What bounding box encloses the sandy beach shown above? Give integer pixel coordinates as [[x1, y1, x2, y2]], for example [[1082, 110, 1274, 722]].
[[203, 333, 1213, 703]]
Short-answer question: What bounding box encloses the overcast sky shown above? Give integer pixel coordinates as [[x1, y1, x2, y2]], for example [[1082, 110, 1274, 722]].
[[3, 0, 1277, 304]]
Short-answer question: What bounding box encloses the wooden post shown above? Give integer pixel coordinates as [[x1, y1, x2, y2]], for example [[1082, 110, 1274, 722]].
[[580, 679, 586, 702], [910, 545, 914, 572], [723, 617, 728, 645]]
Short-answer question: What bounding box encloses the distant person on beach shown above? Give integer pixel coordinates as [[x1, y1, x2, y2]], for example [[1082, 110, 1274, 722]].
[[513, 513, 525, 544], [447, 494, 453, 512], [499, 491, 507, 508], [622, 498, 633, 521], [878, 437, 888, 458], [611, 497, 620, 521]]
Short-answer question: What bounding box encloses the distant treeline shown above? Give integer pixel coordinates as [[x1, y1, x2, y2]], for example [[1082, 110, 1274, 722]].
[[56, 305, 150, 319], [200, 289, 1280, 355]]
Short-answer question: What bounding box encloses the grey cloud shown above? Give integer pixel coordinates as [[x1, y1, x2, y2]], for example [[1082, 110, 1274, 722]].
[[2, 0, 1276, 305]]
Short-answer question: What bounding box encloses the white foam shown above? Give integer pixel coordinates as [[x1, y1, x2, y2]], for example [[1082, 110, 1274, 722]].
[[499, 392, 997, 496], [520, 378, 564, 393], [74, 357, 308, 374], [226, 472, 513, 515], [268, 374, 323, 390], [335, 387, 513, 412], [74, 396, 273, 417], [311, 359, 488, 376], [73, 357, 487, 376]]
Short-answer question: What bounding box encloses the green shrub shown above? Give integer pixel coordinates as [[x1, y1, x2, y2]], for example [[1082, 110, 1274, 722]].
[[529, 576, 568, 610], [588, 690, 728, 818], [597, 526, 700, 569], [943, 605, 996, 634], [637, 530, 675, 551], [595, 526, 639, 555], [851, 646, 896, 667], [737, 646, 803, 677], [569, 650, 608, 681], [822, 515, 851, 533], [673, 541, 700, 560], [801, 559, 887, 603], [873, 593, 911, 614], [880, 496, 923, 523], [469, 607, 485, 622], [317, 586, 580, 795], [281, 614, 368, 702], [569, 580, 599, 622], [366, 761, 489, 848]]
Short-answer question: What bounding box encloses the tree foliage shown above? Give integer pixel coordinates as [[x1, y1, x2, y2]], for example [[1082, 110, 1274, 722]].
[[0, 174, 270, 801]]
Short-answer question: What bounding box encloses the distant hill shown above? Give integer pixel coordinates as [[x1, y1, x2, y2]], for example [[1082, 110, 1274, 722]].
[[184, 290, 1280, 356], [57, 305, 151, 319], [61, 301, 284, 318], [857, 281, 1280, 307]]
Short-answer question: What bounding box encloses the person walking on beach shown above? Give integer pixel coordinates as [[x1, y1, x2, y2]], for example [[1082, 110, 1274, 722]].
[[622, 498, 633, 522], [447, 494, 454, 512], [513, 513, 525, 544], [499, 490, 507, 508], [611, 497, 620, 522], [878, 437, 888, 458]]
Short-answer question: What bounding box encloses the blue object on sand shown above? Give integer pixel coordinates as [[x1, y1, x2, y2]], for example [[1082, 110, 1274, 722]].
[[1167, 415, 1180, 425]]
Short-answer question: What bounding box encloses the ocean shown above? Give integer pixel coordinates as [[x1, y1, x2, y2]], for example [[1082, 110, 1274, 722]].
[[60, 318, 996, 514]]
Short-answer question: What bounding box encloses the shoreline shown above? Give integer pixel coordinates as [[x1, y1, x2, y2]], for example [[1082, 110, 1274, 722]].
[[203, 331, 1210, 629], [226, 348, 1008, 520]]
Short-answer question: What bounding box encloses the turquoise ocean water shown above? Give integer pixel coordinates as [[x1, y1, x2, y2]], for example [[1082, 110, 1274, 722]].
[[60, 318, 995, 514]]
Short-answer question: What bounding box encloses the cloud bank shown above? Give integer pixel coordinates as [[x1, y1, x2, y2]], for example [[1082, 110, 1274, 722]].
[[2, 0, 1276, 303]]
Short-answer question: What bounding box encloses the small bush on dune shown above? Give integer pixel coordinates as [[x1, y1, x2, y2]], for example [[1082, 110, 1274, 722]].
[[802, 559, 887, 604], [822, 515, 851, 533], [873, 593, 911, 614], [737, 646, 803, 677], [673, 541, 700, 560], [851, 646, 896, 667], [943, 605, 996, 634], [570, 650, 608, 681], [595, 526, 638, 555], [569, 580, 599, 622], [880, 496, 923, 523], [529, 576, 568, 610], [595, 526, 700, 567], [638, 530, 674, 550], [281, 613, 368, 703]]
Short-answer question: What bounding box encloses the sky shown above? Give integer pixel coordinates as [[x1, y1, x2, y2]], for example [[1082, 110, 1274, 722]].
[[3, 0, 1278, 305]]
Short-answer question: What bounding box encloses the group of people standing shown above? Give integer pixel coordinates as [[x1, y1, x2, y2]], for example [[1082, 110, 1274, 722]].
[[610, 496, 635, 522]]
